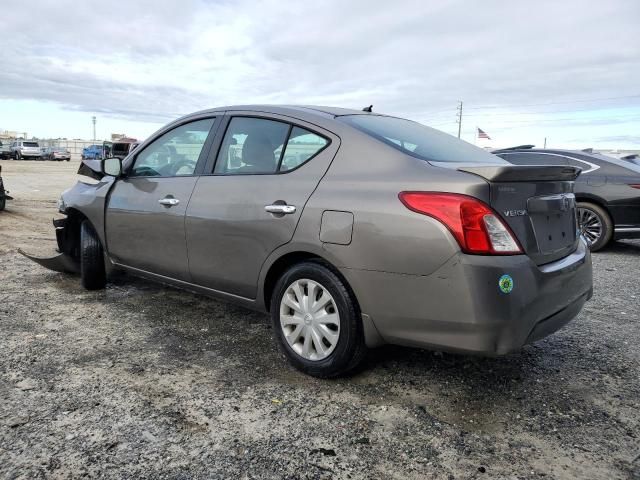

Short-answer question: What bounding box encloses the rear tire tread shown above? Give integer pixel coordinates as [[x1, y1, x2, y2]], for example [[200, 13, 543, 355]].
[[270, 260, 367, 378]]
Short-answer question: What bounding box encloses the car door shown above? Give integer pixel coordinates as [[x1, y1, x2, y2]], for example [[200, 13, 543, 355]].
[[186, 113, 340, 299], [105, 116, 219, 281]]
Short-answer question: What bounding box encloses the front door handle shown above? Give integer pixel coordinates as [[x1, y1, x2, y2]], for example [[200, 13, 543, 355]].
[[265, 204, 296, 214], [159, 197, 180, 207]]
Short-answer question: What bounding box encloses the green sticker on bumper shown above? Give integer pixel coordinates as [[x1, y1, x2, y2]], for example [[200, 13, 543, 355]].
[[499, 274, 514, 294]]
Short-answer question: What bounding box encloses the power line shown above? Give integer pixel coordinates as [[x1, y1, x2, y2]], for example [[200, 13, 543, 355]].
[[465, 94, 640, 110], [479, 113, 640, 124], [463, 105, 640, 118]]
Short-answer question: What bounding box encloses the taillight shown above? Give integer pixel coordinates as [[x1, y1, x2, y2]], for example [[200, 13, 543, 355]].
[[630, 184, 640, 189], [398, 192, 522, 255]]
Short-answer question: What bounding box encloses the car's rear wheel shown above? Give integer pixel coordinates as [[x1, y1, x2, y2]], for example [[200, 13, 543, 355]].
[[270, 261, 366, 378], [80, 220, 106, 290], [577, 202, 612, 251]]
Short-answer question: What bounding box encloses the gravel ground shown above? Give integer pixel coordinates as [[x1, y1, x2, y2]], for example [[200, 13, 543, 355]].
[[0, 160, 639, 479]]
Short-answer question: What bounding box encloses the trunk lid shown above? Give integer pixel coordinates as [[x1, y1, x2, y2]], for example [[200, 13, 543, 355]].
[[436, 163, 581, 265]]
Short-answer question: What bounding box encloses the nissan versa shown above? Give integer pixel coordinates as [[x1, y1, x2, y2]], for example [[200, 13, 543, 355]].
[[22, 106, 593, 377]]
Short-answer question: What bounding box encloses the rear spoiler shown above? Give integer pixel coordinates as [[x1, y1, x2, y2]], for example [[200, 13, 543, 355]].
[[457, 165, 581, 182]]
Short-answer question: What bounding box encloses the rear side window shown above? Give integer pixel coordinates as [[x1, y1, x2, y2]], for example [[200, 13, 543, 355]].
[[215, 117, 290, 174], [340, 115, 505, 164], [280, 127, 328, 172], [214, 118, 330, 174]]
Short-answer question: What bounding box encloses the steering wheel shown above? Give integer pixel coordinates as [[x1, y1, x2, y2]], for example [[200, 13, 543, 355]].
[[170, 159, 197, 175]]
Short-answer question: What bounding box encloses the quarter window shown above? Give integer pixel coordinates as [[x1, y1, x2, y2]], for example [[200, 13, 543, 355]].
[[279, 127, 328, 172], [130, 118, 214, 177]]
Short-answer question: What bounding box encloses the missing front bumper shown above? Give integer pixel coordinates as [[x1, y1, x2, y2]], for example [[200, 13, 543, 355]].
[[18, 249, 79, 273], [18, 217, 79, 274]]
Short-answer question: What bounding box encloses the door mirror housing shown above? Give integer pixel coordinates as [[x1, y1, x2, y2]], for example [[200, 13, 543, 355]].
[[102, 157, 122, 177]]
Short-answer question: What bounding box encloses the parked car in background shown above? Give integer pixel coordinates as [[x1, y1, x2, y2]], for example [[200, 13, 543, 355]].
[[81, 144, 104, 160], [42, 147, 71, 161], [111, 141, 139, 159], [0, 164, 12, 211], [22, 105, 592, 377], [493, 146, 640, 251], [10, 140, 42, 159], [0, 141, 12, 159], [621, 154, 640, 167]]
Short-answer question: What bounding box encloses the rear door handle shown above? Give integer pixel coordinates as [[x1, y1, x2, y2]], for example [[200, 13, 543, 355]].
[[158, 197, 180, 206], [265, 204, 296, 214]]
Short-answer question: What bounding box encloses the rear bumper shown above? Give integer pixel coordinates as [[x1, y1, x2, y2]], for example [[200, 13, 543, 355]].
[[341, 238, 592, 353]]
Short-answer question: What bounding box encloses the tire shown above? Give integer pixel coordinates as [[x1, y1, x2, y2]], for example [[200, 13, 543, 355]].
[[577, 202, 613, 252], [80, 220, 106, 290], [270, 260, 367, 378]]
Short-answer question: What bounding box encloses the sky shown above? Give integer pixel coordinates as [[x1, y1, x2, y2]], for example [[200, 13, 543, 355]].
[[1, 0, 639, 149]]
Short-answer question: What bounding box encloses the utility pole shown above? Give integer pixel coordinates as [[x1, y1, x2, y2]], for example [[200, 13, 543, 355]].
[[92, 116, 97, 141], [543, 137, 547, 149], [456, 101, 463, 138]]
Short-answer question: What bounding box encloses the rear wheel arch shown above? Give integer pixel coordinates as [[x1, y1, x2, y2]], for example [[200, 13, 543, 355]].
[[574, 194, 612, 220], [262, 251, 357, 312], [575, 198, 614, 250]]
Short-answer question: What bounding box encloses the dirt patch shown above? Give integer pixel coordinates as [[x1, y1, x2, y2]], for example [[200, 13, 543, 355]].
[[0, 160, 639, 479]]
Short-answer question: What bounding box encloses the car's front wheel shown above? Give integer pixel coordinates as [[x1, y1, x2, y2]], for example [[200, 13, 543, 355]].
[[577, 202, 613, 251], [270, 261, 366, 378], [80, 220, 106, 290]]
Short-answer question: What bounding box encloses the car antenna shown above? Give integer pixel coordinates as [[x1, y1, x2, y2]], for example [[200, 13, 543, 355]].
[[362, 105, 373, 112]]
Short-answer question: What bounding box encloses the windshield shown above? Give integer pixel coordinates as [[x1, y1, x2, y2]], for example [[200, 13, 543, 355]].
[[340, 115, 506, 164], [24, 142, 39, 147]]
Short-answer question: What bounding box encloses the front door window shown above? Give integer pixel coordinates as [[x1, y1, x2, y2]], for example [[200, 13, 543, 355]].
[[131, 118, 215, 177]]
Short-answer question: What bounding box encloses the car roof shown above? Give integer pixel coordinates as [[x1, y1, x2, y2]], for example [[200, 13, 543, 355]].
[[184, 104, 377, 121]]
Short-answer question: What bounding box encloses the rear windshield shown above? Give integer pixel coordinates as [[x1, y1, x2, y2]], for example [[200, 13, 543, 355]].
[[340, 115, 506, 164], [24, 142, 39, 147], [590, 152, 640, 174]]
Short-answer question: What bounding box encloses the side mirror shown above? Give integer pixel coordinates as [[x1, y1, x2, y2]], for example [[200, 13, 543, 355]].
[[102, 157, 122, 177]]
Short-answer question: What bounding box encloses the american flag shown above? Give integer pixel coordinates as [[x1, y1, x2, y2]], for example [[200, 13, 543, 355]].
[[477, 128, 491, 140]]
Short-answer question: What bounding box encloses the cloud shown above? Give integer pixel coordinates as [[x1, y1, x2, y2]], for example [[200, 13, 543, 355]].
[[1, 0, 640, 146], [593, 135, 640, 145]]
